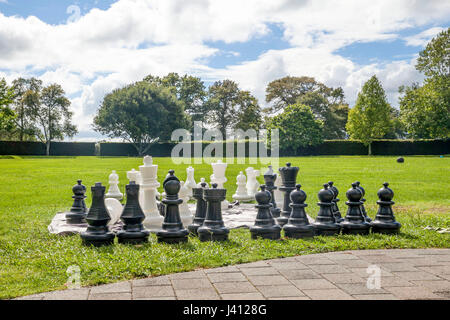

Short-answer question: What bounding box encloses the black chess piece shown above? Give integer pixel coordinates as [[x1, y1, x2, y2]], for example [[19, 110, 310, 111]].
[[341, 183, 370, 235], [188, 182, 208, 235], [328, 181, 344, 224], [66, 179, 88, 224], [397, 157, 404, 163], [370, 182, 401, 234], [117, 181, 150, 244], [283, 184, 315, 239], [198, 183, 229, 242], [312, 183, 341, 236], [156, 170, 189, 244], [250, 185, 281, 240], [277, 162, 299, 226], [263, 166, 281, 218], [80, 182, 115, 246], [355, 181, 372, 222]]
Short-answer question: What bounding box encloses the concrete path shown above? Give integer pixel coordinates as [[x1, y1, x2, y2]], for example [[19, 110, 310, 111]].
[[16, 249, 450, 300]]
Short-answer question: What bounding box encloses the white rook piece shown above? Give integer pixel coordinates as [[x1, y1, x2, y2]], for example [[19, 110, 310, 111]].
[[139, 156, 163, 231], [179, 181, 193, 226], [211, 159, 230, 209], [105, 170, 123, 201], [185, 166, 197, 199], [232, 171, 253, 202], [246, 167, 260, 198]]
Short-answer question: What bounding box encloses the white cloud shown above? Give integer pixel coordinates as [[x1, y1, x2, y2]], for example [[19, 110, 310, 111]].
[[404, 27, 445, 46]]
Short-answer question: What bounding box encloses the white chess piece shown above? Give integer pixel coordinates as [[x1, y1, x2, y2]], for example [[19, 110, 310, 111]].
[[274, 171, 283, 207], [105, 198, 122, 226], [246, 167, 260, 198], [126, 168, 145, 207], [185, 166, 197, 199], [211, 159, 229, 209], [179, 181, 193, 226], [139, 156, 163, 231], [105, 170, 123, 201], [232, 171, 253, 202], [197, 177, 209, 188]]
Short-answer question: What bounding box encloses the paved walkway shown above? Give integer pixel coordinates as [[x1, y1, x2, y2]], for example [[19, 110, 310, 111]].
[[16, 249, 450, 300]]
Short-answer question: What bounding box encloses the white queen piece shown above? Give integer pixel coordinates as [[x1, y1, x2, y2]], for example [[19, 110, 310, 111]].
[[139, 156, 163, 231]]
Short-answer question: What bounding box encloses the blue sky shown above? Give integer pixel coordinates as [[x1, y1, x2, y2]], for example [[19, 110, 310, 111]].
[[0, 0, 448, 140]]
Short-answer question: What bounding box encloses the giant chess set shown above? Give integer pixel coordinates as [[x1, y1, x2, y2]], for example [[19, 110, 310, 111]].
[[49, 157, 401, 246]]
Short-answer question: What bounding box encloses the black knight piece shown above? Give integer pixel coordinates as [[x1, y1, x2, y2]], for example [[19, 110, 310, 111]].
[[198, 183, 229, 242], [283, 184, 315, 239], [328, 181, 343, 224], [341, 183, 370, 235], [312, 183, 341, 236], [156, 170, 189, 244], [66, 179, 88, 224], [250, 185, 281, 240], [188, 182, 208, 235], [355, 181, 372, 222], [117, 181, 150, 244], [80, 182, 115, 246], [263, 166, 281, 218], [370, 182, 401, 234], [277, 162, 299, 226]]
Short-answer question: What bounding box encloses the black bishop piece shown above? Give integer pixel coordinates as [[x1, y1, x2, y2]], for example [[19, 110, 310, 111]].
[[66, 179, 88, 224], [250, 185, 281, 240]]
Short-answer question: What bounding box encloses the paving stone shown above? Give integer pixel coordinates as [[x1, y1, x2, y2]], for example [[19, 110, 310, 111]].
[[350, 267, 394, 278], [89, 292, 132, 300], [336, 283, 388, 295], [169, 270, 206, 279], [268, 261, 309, 270], [416, 249, 450, 255], [256, 285, 305, 298], [278, 269, 322, 280], [15, 294, 45, 300], [321, 273, 366, 284], [394, 258, 446, 267], [175, 288, 220, 300], [207, 272, 247, 283], [291, 279, 337, 290], [307, 264, 351, 274], [240, 267, 279, 276], [237, 261, 269, 268], [132, 276, 171, 287], [392, 271, 442, 281], [325, 252, 359, 260], [204, 266, 240, 273], [361, 255, 400, 263], [411, 280, 450, 291], [89, 281, 131, 294], [380, 277, 415, 287], [297, 256, 335, 265], [132, 285, 174, 298], [437, 274, 450, 281], [378, 263, 420, 272], [268, 296, 311, 300], [335, 259, 371, 268], [134, 297, 177, 300], [353, 294, 399, 300], [43, 288, 90, 300], [221, 292, 265, 300], [171, 278, 213, 290], [385, 286, 444, 300], [303, 288, 354, 300], [213, 281, 257, 294], [417, 266, 450, 276], [247, 275, 291, 286]]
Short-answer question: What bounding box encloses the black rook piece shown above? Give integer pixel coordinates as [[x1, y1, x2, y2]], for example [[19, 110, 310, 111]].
[[117, 181, 150, 244], [341, 183, 370, 235], [198, 183, 229, 242], [156, 170, 189, 244], [66, 179, 88, 224], [370, 183, 401, 234], [80, 182, 115, 246], [263, 166, 281, 218], [188, 182, 208, 235], [328, 181, 343, 224], [312, 184, 340, 236], [283, 184, 315, 239], [355, 181, 372, 222], [250, 185, 281, 240], [277, 162, 299, 226]]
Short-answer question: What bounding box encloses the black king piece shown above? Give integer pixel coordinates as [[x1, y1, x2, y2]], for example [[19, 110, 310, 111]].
[[277, 162, 299, 226], [198, 183, 229, 242], [188, 182, 208, 235], [156, 170, 189, 244], [263, 166, 281, 218], [66, 179, 88, 224], [80, 182, 115, 246], [250, 185, 281, 240]]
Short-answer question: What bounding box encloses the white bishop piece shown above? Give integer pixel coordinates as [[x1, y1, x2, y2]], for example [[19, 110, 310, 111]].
[[179, 181, 193, 226], [211, 159, 229, 210], [184, 166, 197, 199], [245, 167, 260, 199], [139, 156, 163, 231], [232, 171, 253, 202], [105, 170, 123, 201]]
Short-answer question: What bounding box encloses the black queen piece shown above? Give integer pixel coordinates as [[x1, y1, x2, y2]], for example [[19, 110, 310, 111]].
[[198, 183, 229, 242], [156, 170, 189, 244], [263, 166, 281, 218], [250, 185, 281, 240], [65, 179, 88, 224], [312, 184, 341, 236], [341, 183, 370, 235], [370, 182, 401, 234], [188, 182, 208, 235], [277, 162, 299, 226], [283, 184, 315, 238]]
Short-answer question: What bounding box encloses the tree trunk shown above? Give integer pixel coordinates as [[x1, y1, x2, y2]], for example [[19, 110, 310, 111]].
[[368, 142, 372, 156], [46, 140, 50, 156]]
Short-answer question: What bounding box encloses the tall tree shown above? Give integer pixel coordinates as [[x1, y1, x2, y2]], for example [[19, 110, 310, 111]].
[[24, 84, 77, 155], [0, 78, 16, 136], [346, 75, 392, 155], [94, 81, 190, 156], [234, 91, 263, 132], [416, 28, 449, 79]]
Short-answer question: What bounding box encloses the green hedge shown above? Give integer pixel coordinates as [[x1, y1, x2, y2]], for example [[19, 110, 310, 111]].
[[371, 139, 449, 155], [0, 141, 95, 156]]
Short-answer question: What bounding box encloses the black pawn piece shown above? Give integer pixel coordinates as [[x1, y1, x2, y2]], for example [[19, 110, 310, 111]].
[[397, 157, 404, 163], [250, 185, 281, 240], [188, 182, 208, 235], [277, 162, 299, 226], [312, 184, 340, 236], [198, 183, 229, 242], [66, 179, 88, 224], [370, 183, 401, 234], [156, 170, 189, 244], [355, 181, 372, 222], [341, 183, 370, 235], [80, 182, 115, 246], [263, 166, 281, 218], [117, 181, 150, 244], [283, 184, 315, 239], [328, 181, 344, 224]]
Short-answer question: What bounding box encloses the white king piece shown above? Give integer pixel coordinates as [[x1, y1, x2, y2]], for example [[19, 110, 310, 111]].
[[211, 159, 229, 210], [139, 156, 163, 231]]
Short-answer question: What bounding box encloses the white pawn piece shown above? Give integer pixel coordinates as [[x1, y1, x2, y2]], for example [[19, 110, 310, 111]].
[[197, 177, 209, 188], [139, 156, 163, 232], [179, 181, 193, 226], [246, 167, 260, 198], [274, 172, 283, 207], [185, 166, 197, 199], [211, 159, 230, 210], [105, 170, 123, 201], [105, 198, 123, 226], [232, 171, 253, 202]]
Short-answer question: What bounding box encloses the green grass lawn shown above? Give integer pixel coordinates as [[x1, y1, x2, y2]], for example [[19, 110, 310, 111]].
[[0, 155, 449, 299]]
